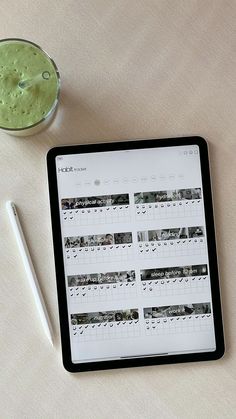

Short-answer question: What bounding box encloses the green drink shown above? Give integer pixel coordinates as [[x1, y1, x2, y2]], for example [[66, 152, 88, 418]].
[[0, 39, 60, 136]]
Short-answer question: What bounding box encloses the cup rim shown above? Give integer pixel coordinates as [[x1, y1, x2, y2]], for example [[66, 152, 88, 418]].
[[0, 38, 60, 132]]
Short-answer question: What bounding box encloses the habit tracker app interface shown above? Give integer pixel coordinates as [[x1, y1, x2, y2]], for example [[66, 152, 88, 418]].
[[56, 145, 216, 363]]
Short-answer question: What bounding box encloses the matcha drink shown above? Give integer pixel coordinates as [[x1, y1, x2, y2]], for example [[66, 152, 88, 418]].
[[0, 39, 60, 136]]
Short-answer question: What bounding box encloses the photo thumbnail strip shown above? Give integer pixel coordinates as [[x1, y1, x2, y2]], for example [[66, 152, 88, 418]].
[[71, 308, 139, 325], [144, 302, 211, 319], [61, 194, 129, 210], [64, 232, 133, 248], [134, 188, 202, 204], [140, 264, 208, 281], [137, 226, 204, 242], [68, 270, 136, 287]]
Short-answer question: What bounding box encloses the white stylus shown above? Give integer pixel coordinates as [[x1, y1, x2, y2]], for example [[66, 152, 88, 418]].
[[6, 201, 54, 346]]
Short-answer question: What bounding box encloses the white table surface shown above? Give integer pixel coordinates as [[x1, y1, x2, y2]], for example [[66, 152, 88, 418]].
[[0, 1, 236, 418]]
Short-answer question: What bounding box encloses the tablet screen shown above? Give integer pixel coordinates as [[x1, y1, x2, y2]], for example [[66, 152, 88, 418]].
[[55, 144, 216, 363]]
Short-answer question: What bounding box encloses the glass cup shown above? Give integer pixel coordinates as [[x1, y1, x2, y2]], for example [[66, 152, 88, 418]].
[[0, 38, 60, 136]]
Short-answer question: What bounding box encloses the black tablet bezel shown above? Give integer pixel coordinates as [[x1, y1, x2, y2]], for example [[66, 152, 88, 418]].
[[47, 136, 224, 372]]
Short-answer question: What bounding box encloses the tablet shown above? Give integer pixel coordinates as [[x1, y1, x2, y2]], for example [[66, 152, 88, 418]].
[[47, 137, 224, 372]]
